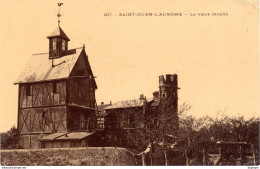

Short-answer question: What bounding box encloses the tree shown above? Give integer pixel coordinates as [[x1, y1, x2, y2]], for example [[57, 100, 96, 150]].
[[0, 125, 22, 149], [110, 95, 183, 165]]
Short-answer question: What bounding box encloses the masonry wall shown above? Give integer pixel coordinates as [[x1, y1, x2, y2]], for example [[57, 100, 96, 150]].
[[0, 147, 139, 166]]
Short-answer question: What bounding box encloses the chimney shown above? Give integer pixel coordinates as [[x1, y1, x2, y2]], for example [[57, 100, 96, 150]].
[[110, 101, 112, 105], [139, 94, 144, 100]]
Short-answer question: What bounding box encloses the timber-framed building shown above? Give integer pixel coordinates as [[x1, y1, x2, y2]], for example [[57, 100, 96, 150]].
[[14, 26, 98, 149]]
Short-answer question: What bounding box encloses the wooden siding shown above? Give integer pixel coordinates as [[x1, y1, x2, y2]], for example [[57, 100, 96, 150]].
[[19, 106, 66, 134], [19, 81, 66, 108], [68, 79, 95, 107], [68, 53, 96, 107]]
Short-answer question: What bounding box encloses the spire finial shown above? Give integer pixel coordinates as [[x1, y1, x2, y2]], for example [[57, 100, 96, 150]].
[[57, 3, 63, 26]]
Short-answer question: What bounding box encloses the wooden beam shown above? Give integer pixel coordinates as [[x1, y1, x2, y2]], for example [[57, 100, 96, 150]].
[[66, 79, 69, 132], [20, 104, 66, 110], [17, 85, 21, 133]]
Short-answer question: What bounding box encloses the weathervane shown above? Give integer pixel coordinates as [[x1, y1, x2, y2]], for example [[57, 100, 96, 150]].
[[57, 3, 63, 26]]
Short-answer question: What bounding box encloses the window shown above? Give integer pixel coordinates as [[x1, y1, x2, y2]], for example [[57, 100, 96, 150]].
[[52, 38, 57, 50], [53, 82, 61, 93], [162, 93, 166, 98], [26, 84, 32, 96], [62, 39, 66, 50], [170, 75, 174, 81]]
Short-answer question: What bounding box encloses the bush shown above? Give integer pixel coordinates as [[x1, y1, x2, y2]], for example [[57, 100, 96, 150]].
[[0, 126, 22, 149]]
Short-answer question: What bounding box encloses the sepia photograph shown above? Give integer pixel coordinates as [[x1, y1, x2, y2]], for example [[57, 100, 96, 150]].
[[0, 0, 259, 167]]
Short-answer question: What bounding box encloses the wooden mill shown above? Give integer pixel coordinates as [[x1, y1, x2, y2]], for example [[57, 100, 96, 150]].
[[14, 4, 98, 149]]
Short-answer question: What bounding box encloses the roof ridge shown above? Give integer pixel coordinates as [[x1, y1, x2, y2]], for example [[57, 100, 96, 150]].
[[116, 98, 153, 103], [32, 47, 84, 56]]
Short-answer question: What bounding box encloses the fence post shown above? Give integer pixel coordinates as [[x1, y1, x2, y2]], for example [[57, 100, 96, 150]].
[[251, 144, 256, 165], [203, 148, 206, 166], [164, 149, 168, 166], [185, 149, 189, 166], [142, 153, 146, 166]]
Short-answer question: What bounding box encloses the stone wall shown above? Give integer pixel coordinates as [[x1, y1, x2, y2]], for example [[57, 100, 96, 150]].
[[0, 147, 139, 166]]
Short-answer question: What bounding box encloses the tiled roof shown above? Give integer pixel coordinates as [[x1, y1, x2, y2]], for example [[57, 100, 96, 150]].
[[47, 26, 70, 41], [104, 98, 153, 110], [14, 48, 83, 84]]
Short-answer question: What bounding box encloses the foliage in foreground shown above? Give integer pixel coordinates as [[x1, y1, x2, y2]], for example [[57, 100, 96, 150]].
[[0, 125, 22, 149]]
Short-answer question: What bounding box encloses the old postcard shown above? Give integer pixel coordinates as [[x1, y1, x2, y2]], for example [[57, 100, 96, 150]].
[[0, 0, 259, 167]]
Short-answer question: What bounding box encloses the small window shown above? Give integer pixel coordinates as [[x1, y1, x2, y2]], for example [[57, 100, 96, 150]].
[[162, 93, 166, 98], [62, 39, 66, 50], [26, 84, 32, 96], [170, 75, 174, 81], [53, 82, 61, 93], [52, 38, 57, 50]]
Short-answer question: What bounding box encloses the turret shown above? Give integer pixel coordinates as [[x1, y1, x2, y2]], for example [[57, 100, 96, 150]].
[[159, 74, 178, 101], [47, 26, 70, 59]]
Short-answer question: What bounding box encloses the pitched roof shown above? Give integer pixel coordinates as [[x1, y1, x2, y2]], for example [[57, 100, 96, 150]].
[[97, 104, 111, 116], [47, 26, 70, 41], [104, 98, 153, 110], [14, 48, 83, 84]]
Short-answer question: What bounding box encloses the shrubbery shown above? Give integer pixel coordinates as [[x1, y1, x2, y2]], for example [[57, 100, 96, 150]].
[[0, 126, 22, 149]]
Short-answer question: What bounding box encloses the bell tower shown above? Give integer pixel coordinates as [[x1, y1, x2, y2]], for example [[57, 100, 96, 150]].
[[47, 3, 70, 59], [47, 26, 70, 59]]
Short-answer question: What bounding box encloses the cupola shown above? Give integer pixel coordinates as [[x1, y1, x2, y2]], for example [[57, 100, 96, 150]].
[[47, 3, 70, 59], [47, 26, 70, 59]]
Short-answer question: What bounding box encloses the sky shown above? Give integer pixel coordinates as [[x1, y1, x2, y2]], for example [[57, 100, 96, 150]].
[[0, 0, 259, 132]]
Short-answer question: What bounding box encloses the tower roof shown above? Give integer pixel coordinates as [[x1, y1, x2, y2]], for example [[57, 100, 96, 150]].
[[47, 26, 70, 41]]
